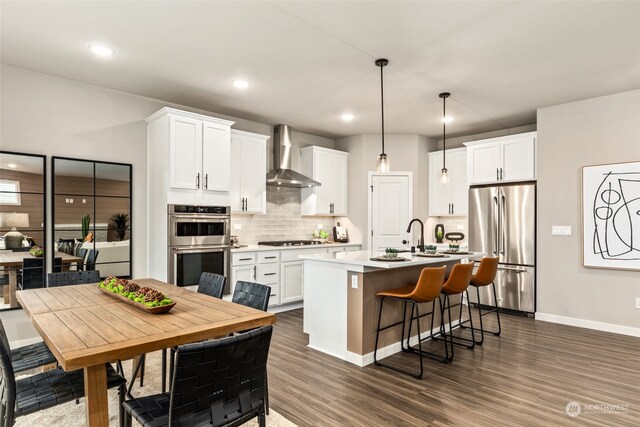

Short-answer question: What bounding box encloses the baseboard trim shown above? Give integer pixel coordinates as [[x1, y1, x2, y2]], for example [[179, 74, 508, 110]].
[[535, 312, 640, 337], [269, 301, 303, 314], [9, 337, 43, 349]]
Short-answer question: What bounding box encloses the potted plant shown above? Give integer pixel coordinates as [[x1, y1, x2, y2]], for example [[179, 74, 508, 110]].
[[81, 214, 90, 241], [384, 248, 399, 259], [425, 245, 438, 254], [110, 213, 129, 241]]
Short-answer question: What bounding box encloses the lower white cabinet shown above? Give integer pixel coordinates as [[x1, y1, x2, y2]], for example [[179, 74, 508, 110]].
[[280, 261, 304, 304], [230, 245, 361, 307]]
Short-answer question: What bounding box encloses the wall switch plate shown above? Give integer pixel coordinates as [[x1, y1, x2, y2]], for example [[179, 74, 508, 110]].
[[552, 226, 572, 236], [636, 298, 640, 309], [351, 275, 358, 289], [233, 224, 241, 230]]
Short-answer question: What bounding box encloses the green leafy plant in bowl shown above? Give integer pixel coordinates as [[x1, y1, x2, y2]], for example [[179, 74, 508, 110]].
[[29, 246, 44, 257], [448, 244, 460, 253], [384, 248, 399, 259], [425, 245, 438, 254]]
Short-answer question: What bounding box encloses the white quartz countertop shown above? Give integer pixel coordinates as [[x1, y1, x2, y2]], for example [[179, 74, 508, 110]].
[[231, 242, 362, 253], [299, 249, 483, 270]]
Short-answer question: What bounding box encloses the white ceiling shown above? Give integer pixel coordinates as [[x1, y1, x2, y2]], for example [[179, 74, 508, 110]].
[[2, 1, 640, 139]]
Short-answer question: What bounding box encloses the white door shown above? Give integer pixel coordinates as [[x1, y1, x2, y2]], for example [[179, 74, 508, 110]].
[[331, 153, 348, 216], [369, 173, 412, 251], [467, 142, 500, 184], [501, 135, 536, 182], [450, 150, 468, 215], [169, 115, 201, 189], [313, 150, 333, 215], [280, 260, 304, 304], [229, 137, 243, 212], [202, 122, 230, 192], [241, 137, 266, 213]]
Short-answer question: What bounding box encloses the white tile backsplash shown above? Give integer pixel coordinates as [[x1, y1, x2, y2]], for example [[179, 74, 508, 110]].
[[231, 186, 336, 244]]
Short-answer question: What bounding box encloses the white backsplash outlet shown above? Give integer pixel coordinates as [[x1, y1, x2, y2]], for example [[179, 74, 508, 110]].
[[230, 186, 337, 245]]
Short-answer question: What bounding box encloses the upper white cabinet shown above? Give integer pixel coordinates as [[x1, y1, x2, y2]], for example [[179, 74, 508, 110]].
[[230, 129, 268, 214], [146, 107, 234, 205], [300, 146, 348, 216], [464, 132, 537, 185], [428, 148, 467, 216]]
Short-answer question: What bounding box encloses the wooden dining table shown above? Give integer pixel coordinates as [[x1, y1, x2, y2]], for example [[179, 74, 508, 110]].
[[0, 251, 82, 308], [17, 278, 276, 426]]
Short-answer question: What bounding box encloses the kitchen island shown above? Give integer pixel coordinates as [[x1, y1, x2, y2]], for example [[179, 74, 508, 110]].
[[300, 250, 482, 366]]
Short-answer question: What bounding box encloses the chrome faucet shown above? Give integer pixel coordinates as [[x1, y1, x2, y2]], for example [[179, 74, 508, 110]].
[[406, 219, 425, 252]]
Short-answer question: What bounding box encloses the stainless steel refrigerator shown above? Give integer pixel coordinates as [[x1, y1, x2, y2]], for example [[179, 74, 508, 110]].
[[468, 183, 535, 313]]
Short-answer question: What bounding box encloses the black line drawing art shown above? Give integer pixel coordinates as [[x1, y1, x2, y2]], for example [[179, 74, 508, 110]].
[[590, 167, 640, 265]]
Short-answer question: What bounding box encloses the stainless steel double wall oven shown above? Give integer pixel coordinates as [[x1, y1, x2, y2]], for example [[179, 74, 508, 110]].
[[167, 205, 230, 292]]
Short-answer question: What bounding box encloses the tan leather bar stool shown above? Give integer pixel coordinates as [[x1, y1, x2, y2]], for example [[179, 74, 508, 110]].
[[373, 266, 447, 379], [437, 262, 476, 362], [459, 256, 501, 345]]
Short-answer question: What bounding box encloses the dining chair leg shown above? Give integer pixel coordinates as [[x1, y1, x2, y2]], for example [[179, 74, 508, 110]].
[[139, 353, 145, 387], [161, 348, 167, 393], [492, 281, 502, 336], [265, 367, 270, 415], [476, 286, 485, 345], [119, 383, 125, 427], [126, 355, 144, 398]]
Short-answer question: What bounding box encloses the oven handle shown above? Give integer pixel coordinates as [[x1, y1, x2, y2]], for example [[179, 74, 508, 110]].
[[170, 215, 229, 222], [170, 246, 229, 254]]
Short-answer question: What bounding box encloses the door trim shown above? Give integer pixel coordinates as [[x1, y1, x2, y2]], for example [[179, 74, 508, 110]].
[[367, 171, 413, 250]]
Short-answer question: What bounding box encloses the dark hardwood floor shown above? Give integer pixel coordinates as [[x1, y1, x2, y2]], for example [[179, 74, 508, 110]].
[[268, 309, 639, 426]]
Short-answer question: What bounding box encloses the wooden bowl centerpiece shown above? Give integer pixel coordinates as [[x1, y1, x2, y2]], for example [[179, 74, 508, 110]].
[[98, 277, 176, 314]]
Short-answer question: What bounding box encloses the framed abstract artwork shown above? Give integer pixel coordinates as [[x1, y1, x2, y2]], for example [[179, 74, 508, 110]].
[[582, 160, 640, 271]]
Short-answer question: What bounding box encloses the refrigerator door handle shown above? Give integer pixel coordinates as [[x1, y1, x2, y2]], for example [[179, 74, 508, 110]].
[[492, 196, 500, 254], [500, 194, 506, 254]]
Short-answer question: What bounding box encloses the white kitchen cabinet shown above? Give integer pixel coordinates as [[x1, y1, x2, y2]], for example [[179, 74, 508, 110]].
[[300, 146, 348, 216], [280, 261, 303, 304], [464, 132, 537, 185], [230, 130, 268, 214], [428, 148, 467, 216], [163, 110, 233, 193]]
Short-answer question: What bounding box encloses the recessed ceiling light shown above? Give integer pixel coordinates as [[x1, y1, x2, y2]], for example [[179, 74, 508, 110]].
[[232, 79, 250, 90], [442, 116, 453, 124], [341, 113, 354, 122], [89, 43, 115, 57], [7, 163, 17, 169]]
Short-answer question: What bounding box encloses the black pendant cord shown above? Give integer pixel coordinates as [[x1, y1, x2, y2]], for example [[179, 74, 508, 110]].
[[380, 63, 385, 155], [439, 92, 450, 171], [376, 59, 389, 156]]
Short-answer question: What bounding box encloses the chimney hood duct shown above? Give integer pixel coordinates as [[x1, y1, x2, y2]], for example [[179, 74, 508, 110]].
[[266, 124, 321, 188]]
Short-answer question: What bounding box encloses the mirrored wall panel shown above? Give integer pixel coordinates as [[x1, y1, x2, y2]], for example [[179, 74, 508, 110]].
[[0, 151, 46, 310], [52, 157, 132, 280]]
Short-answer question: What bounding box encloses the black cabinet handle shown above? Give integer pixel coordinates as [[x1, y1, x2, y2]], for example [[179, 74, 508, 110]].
[[196, 173, 200, 189], [451, 203, 454, 215], [264, 272, 276, 276], [204, 173, 208, 189], [496, 168, 499, 181], [265, 256, 277, 259], [500, 168, 503, 180], [239, 258, 252, 261]]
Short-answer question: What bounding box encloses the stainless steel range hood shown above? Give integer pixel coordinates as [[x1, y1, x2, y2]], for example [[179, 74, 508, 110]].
[[266, 124, 321, 188]]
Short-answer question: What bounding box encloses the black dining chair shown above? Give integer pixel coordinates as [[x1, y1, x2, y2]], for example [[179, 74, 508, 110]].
[[0, 318, 57, 374], [47, 270, 101, 287], [85, 249, 99, 271], [21, 258, 44, 290], [197, 272, 226, 299], [74, 247, 88, 271], [0, 318, 127, 427], [123, 325, 273, 427]]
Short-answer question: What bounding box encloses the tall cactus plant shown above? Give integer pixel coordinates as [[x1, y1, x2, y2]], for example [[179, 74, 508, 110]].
[[81, 214, 90, 240]]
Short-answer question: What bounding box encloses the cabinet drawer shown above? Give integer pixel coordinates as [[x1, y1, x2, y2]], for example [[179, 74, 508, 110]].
[[257, 263, 279, 285], [232, 252, 256, 266], [258, 252, 280, 264], [327, 247, 344, 254], [280, 248, 328, 262]]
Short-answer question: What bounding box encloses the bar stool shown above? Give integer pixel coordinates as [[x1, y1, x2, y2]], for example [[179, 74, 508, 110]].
[[437, 262, 476, 361], [373, 266, 447, 379], [460, 256, 501, 345]]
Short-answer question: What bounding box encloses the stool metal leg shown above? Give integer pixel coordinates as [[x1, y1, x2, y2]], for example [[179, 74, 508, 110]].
[[492, 281, 502, 336]]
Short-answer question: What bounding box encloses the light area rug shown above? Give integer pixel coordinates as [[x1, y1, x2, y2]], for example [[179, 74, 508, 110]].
[[15, 350, 295, 426]]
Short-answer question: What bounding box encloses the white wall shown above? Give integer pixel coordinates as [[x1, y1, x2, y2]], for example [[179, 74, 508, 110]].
[[536, 89, 640, 333], [0, 65, 334, 343]]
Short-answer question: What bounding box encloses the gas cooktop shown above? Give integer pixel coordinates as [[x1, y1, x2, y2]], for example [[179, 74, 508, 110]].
[[258, 240, 326, 247]]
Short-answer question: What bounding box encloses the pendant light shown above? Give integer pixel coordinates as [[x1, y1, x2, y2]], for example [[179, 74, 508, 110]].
[[375, 58, 389, 173], [439, 92, 450, 183]]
